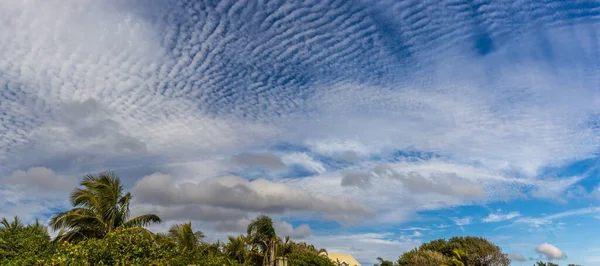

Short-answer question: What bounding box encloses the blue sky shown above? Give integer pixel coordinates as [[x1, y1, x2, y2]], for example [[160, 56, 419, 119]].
[[1, 0, 600, 265]]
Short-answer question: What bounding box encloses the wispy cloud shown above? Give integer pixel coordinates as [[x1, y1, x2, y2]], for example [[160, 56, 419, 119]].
[[483, 211, 521, 223]]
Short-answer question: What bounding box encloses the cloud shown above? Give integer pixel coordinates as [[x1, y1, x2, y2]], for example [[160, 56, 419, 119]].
[[507, 253, 526, 261], [482, 211, 521, 223], [2, 167, 76, 194], [373, 164, 484, 198], [281, 153, 326, 174], [132, 173, 372, 224], [535, 243, 566, 260], [341, 170, 373, 189], [453, 217, 472, 227], [530, 175, 586, 202], [230, 152, 286, 170], [130, 204, 248, 223], [514, 207, 600, 228], [275, 222, 311, 239]]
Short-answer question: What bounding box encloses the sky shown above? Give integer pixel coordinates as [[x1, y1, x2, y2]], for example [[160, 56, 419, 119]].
[[1, 0, 600, 265]]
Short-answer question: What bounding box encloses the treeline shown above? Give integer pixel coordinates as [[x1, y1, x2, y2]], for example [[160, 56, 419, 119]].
[[0, 172, 335, 265]]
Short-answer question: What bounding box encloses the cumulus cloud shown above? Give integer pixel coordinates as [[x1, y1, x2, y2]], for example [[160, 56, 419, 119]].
[[132, 173, 371, 224], [2, 167, 76, 194], [535, 243, 566, 260], [508, 253, 526, 261], [482, 211, 521, 223], [275, 222, 311, 239]]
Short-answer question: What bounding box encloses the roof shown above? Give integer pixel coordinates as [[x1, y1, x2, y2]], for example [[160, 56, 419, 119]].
[[327, 253, 361, 266]]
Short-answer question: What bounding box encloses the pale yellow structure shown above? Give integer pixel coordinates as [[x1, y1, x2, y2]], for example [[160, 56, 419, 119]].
[[327, 253, 361, 266]]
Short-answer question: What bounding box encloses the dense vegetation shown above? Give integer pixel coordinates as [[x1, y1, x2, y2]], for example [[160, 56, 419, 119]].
[[0, 172, 582, 265]]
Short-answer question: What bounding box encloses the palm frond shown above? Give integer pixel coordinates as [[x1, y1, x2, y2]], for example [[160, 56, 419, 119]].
[[122, 214, 161, 228]]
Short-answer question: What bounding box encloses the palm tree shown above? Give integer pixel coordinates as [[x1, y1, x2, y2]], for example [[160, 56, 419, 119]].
[[0, 216, 24, 232], [224, 235, 249, 263], [49, 172, 161, 242], [167, 222, 205, 251], [247, 215, 278, 266]]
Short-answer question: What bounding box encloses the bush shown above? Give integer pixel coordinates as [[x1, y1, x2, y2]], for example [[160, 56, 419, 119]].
[[40, 230, 169, 265], [287, 252, 336, 266], [0, 223, 55, 265]]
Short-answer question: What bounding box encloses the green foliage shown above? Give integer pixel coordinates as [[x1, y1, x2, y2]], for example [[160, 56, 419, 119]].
[[374, 257, 395, 266], [449, 249, 470, 266], [49, 172, 161, 243], [398, 236, 510, 266], [287, 252, 336, 266], [40, 229, 169, 265], [0, 217, 55, 265], [397, 249, 449, 266]]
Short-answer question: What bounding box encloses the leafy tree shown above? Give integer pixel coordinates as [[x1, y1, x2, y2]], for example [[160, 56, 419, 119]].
[[0, 217, 55, 265], [247, 215, 278, 266], [49, 172, 161, 243], [287, 251, 336, 266], [398, 249, 449, 266], [374, 257, 395, 266], [399, 236, 509, 266], [445, 237, 509, 266]]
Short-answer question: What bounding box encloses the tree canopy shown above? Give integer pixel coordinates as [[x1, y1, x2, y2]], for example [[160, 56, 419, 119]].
[[398, 236, 510, 266]]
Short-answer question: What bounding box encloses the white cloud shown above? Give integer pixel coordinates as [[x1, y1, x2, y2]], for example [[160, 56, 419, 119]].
[[483, 211, 521, 223], [275, 222, 311, 239], [514, 207, 600, 228], [453, 217, 472, 227], [507, 253, 526, 261], [281, 152, 326, 174], [535, 243, 566, 260], [2, 167, 76, 194]]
